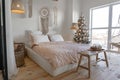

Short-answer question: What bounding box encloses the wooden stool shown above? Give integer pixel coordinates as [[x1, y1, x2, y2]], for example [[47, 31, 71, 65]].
[[76, 49, 109, 78]]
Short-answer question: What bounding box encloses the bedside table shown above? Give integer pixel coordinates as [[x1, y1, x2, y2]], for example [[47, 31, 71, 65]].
[[14, 43, 25, 67]]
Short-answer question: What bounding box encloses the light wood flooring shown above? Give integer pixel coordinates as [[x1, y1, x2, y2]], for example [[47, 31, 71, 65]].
[[0, 71, 3, 80], [12, 52, 120, 80]]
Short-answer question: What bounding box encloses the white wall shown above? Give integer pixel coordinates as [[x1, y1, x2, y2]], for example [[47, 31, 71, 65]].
[[5, 0, 18, 78], [61, 0, 73, 40], [12, 0, 82, 42], [12, 0, 120, 42], [12, 0, 39, 43], [73, 0, 81, 23], [81, 0, 120, 27]]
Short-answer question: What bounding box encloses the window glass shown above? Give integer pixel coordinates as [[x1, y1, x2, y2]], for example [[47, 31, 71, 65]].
[[112, 4, 120, 27], [92, 29, 108, 49], [111, 29, 120, 42], [92, 7, 109, 28], [91, 2, 120, 51]]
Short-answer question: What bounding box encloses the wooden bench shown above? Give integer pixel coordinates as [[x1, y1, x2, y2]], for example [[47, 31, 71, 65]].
[[76, 49, 109, 78]]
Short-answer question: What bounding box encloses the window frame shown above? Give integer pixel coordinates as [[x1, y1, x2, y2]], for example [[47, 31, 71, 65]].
[[90, 1, 120, 50]]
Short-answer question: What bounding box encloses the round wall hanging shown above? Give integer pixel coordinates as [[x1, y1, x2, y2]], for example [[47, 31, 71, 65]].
[[40, 7, 49, 17]]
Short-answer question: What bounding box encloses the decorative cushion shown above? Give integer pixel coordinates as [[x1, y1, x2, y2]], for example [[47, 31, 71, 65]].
[[31, 34, 50, 44], [49, 34, 64, 42], [31, 31, 42, 36], [25, 30, 42, 47]]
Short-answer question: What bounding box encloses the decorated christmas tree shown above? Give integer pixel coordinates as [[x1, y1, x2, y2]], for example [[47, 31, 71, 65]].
[[73, 16, 90, 43]]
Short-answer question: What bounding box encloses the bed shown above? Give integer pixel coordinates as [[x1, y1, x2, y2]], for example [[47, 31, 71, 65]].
[[25, 30, 90, 76]]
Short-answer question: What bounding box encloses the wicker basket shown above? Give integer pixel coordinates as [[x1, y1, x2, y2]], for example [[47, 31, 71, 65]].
[[14, 43, 25, 67], [15, 51, 25, 67]]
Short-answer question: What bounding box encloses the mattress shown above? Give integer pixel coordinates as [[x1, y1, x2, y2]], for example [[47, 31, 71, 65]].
[[25, 30, 82, 76], [26, 41, 90, 76], [26, 46, 78, 76]]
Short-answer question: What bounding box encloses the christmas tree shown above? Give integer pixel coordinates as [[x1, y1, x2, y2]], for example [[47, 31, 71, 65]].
[[73, 16, 90, 43]]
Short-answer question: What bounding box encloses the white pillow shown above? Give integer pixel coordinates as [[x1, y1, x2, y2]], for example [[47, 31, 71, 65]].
[[31, 34, 50, 44], [26, 31, 42, 46], [49, 34, 64, 42], [31, 31, 42, 36]]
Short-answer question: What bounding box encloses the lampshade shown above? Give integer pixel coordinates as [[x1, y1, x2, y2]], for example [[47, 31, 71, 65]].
[[11, 0, 25, 14], [71, 23, 78, 31]]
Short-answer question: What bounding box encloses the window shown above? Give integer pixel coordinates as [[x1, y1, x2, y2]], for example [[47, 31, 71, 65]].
[[92, 7, 109, 28], [92, 29, 108, 48], [90, 2, 120, 51], [112, 4, 120, 27]]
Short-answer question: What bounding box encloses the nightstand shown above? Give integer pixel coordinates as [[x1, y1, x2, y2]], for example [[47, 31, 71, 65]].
[[14, 43, 25, 67]]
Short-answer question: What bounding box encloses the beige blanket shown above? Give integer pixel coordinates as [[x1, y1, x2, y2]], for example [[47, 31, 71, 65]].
[[32, 41, 90, 69]]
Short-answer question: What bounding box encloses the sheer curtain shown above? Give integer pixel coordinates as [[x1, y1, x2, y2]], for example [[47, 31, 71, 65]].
[[5, 0, 18, 79]]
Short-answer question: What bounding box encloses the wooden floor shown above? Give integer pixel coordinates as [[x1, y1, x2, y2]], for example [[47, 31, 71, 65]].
[[11, 52, 120, 80], [0, 71, 3, 80]]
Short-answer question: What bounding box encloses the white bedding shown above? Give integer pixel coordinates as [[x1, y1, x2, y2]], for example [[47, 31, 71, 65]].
[[32, 41, 90, 69], [26, 46, 78, 76], [25, 30, 90, 76]]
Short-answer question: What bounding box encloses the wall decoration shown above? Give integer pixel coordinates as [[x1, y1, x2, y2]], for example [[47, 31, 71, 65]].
[[41, 17, 49, 34], [53, 0, 58, 1], [40, 7, 49, 34], [53, 6, 57, 25], [40, 8, 49, 17], [28, 0, 32, 18], [52, 0, 58, 25]]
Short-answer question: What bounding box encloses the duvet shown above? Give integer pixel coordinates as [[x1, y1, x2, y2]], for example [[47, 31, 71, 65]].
[[32, 41, 90, 69]]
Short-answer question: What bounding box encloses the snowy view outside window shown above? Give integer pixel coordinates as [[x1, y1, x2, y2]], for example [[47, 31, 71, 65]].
[[111, 4, 120, 43], [90, 2, 120, 51]]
